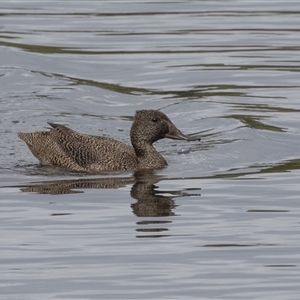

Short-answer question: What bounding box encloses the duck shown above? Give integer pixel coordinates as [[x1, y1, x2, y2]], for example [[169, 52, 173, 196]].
[[18, 110, 200, 172]]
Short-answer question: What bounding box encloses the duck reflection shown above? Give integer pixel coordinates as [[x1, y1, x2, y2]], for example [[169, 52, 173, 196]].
[[130, 171, 177, 217], [20, 170, 201, 219], [21, 176, 133, 194]]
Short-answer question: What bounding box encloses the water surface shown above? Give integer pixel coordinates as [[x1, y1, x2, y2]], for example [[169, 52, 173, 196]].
[[1, 1, 300, 299]]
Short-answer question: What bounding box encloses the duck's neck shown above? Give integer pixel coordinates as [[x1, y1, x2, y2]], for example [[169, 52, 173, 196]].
[[132, 140, 167, 169]]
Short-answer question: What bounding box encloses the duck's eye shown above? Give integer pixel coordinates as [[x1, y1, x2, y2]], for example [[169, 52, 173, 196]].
[[151, 118, 158, 123]]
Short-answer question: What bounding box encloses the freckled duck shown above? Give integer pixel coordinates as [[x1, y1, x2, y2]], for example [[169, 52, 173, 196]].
[[18, 110, 200, 172]]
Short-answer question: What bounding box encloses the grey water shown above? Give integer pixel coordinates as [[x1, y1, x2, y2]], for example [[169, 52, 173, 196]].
[[1, 1, 300, 299]]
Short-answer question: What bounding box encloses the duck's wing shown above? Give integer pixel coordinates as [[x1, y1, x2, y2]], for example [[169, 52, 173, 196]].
[[48, 123, 102, 168], [48, 123, 135, 170]]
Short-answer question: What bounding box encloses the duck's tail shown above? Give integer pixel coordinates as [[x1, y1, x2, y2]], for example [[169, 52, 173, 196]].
[[18, 131, 52, 163], [18, 132, 36, 147]]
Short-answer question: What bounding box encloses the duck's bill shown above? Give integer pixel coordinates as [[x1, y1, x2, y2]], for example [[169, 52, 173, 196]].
[[166, 124, 201, 141]]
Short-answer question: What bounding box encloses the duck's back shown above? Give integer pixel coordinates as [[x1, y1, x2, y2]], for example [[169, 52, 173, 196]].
[[18, 124, 137, 172]]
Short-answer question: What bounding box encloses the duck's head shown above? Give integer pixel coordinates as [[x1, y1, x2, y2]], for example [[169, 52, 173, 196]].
[[130, 110, 200, 145]]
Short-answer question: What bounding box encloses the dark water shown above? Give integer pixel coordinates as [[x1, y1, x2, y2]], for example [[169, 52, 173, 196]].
[[1, 1, 300, 299]]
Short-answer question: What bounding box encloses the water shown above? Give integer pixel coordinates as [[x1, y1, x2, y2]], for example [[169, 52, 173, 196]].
[[1, 1, 300, 299]]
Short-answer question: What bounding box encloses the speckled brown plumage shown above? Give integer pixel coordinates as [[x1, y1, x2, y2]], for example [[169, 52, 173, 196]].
[[18, 110, 200, 172]]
